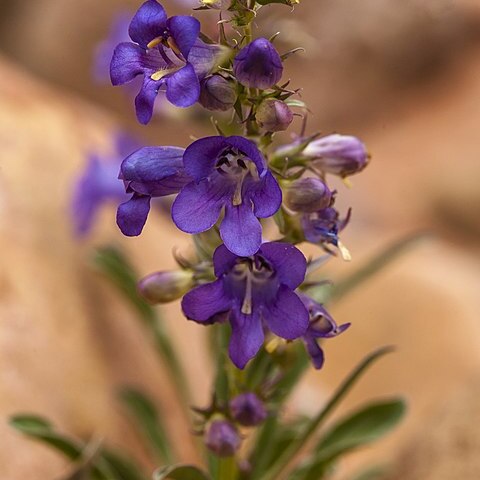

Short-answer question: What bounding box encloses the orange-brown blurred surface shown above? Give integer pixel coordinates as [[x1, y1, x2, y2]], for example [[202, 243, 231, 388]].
[[1, 0, 480, 478]]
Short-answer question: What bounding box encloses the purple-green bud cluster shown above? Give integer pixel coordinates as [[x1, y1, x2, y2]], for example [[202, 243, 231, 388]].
[[284, 178, 332, 213], [138, 270, 194, 304], [199, 74, 237, 112], [256, 99, 293, 132]]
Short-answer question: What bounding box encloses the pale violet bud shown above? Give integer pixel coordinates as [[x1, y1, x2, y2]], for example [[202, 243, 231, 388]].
[[199, 75, 237, 112], [138, 270, 194, 304], [303, 134, 368, 177], [285, 178, 333, 213], [205, 420, 241, 457], [230, 393, 267, 427], [201, 0, 233, 8], [256, 99, 293, 132]]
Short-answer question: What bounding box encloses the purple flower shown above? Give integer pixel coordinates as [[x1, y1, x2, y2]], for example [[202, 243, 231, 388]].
[[230, 393, 267, 427], [110, 0, 220, 124], [199, 74, 237, 112], [71, 134, 138, 237], [256, 99, 293, 132], [233, 38, 283, 89], [303, 134, 368, 177], [302, 204, 352, 256], [182, 242, 309, 369], [205, 420, 241, 457], [117, 146, 192, 236], [285, 177, 333, 213], [172, 136, 282, 257], [300, 295, 350, 369]]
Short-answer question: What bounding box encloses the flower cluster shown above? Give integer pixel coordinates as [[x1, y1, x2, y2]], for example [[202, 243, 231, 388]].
[[108, 0, 369, 371]]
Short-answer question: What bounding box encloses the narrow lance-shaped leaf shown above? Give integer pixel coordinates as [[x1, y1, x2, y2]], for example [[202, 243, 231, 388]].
[[119, 387, 175, 464], [261, 346, 394, 480], [290, 399, 406, 480], [93, 246, 191, 404], [153, 464, 211, 480]]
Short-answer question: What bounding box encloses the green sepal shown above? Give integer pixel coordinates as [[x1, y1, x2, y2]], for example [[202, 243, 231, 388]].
[[153, 465, 211, 480]]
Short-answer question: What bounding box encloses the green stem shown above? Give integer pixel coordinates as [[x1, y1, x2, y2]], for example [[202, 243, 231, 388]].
[[217, 456, 238, 480]]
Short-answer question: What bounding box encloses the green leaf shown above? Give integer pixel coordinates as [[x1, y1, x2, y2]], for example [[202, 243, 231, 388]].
[[256, 0, 299, 5], [261, 346, 394, 480], [350, 465, 388, 480], [293, 400, 406, 480], [10, 415, 83, 460], [119, 387, 175, 464], [153, 465, 211, 480], [93, 246, 191, 404], [101, 449, 149, 480]]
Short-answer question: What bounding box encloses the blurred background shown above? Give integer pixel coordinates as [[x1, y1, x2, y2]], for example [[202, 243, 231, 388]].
[[0, 0, 479, 478]]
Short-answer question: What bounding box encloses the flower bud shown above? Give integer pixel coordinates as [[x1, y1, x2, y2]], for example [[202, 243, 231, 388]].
[[230, 393, 267, 427], [199, 75, 237, 112], [138, 270, 194, 304], [256, 99, 293, 132], [205, 420, 241, 457], [201, 0, 232, 8], [303, 134, 368, 177], [233, 38, 283, 89], [284, 178, 332, 213]]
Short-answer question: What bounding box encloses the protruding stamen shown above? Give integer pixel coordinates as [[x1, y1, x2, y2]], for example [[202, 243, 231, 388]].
[[337, 240, 352, 261], [241, 274, 253, 315], [151, 66, 180, 81], [233, 181, 243, 206], [147, 37, 163, 49], [167, 37, 182, 57]]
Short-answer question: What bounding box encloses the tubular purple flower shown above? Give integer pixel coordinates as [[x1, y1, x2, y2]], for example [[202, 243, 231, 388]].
[[205, 420, 241, 457], [171, 136, 282, 257], [117, 146, 192, 236], [302, 204, 352, 256], [303, 134, 368, 177], [199, 74, 237, 112], [230, 393, 267, 427], [233, 38, 283, 89], [72, 133, 138, 237], [138, 270, 194, 304], [181, 242, 309, 369], [300, 295, 350, 369], [110, 0, 221, 124], [284, 177, 332, 213], [256, 99, 293, 132]]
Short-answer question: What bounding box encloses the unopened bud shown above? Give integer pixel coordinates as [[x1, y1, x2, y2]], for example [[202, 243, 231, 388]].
[[256, 99, 293, 132], [138, 270, 194, 304], [303, 134, 368, 177], [205, 420, 241, 457], [201, 0, 232, 9], [199, 75, 237, 112], [284, 178, 332, 213], [230, 393, 267, 427]]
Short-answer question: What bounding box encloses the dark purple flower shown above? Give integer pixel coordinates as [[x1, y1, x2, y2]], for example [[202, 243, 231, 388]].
[[94, 12, 132, 84], [72, 133, 138, 237], [303, 134, 368, 177], [172, 136, 282, 257], [285, 177, 333, 213], [110, 0, 220, 124], [300, 295, 350, 369], [205, 420, 241, 457], [233, 38, 283, 89], [230, 393, 267, 426], [117, 146, 192, 236], [182, 242, 309, 369], [302, 204, 352, 257]]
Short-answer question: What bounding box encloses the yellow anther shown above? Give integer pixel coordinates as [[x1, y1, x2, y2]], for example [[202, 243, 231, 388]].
[[147, 37, 163, 49], [167, 37, 182, 57], [342, 177, 353, 188], [337, 240, 352, 262], [265, 337, 281, 354]]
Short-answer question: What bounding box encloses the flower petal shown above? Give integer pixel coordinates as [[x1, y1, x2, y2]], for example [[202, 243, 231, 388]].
[[262, 285, 309, 339], [129, 0, 167, 49], [167, 15, 200, 60], [110, 42, 145, 85], [220, 202, 262, 257], [246, 171, 282, 218], [183, 136, 228, 181], [165, 63, 200, 107], [259, 242, 306, 289], [229, 309, 264, 369], [135, 76, 163, 124], [213, 244, 239, 277], [171, 178, 229, 233], [188, 39, 222, 79], [303, 337, 325, 369], [116, 194, 151, 236], [182, 279, 232, 323]]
